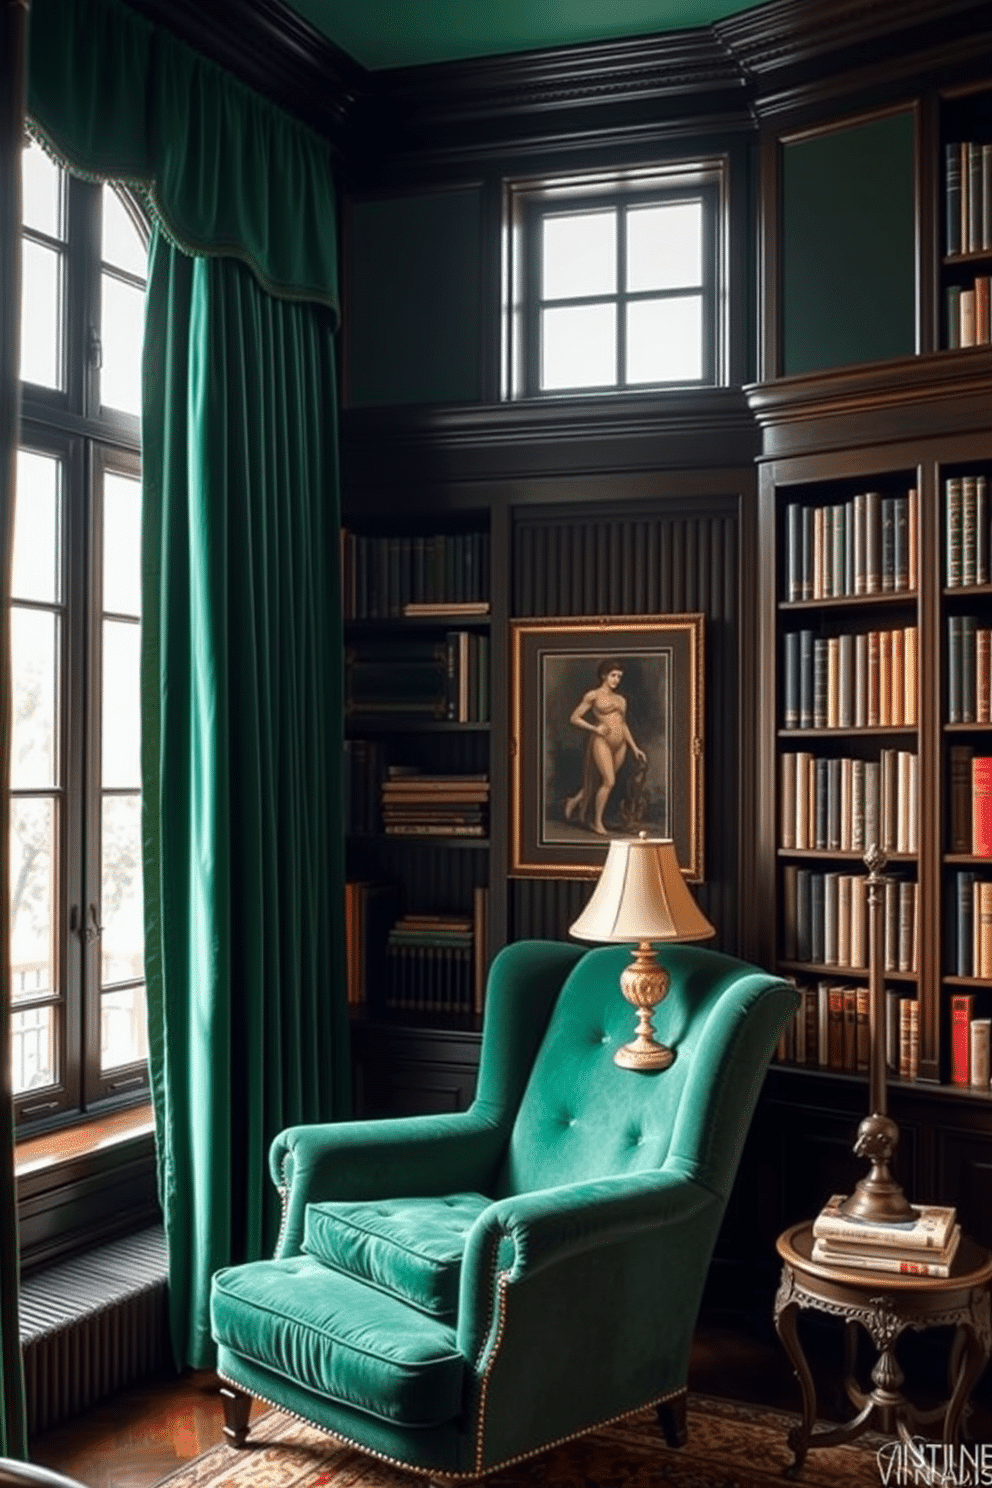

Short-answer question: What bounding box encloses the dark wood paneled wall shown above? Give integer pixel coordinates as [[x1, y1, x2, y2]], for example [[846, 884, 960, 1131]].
[[510, 498, 741, 949]]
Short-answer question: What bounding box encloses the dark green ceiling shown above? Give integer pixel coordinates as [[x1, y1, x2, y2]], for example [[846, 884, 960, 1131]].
[[284, 0, 769, 71]]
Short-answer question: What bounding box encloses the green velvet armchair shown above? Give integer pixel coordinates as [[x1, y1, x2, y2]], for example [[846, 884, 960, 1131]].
[[210, 939, 797, 1481]]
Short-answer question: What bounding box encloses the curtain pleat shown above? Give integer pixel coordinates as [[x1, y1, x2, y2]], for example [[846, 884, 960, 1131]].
[[142, 231, 348, 1368]]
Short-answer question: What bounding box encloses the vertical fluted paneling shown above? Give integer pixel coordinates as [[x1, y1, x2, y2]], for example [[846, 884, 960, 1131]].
[[510, 501, 740, 952]]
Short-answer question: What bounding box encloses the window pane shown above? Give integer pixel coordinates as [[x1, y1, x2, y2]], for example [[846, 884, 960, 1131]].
[[10, 797, 57, 1001], [103, 472, 142, 616], [20, 238, 63, 389], [102, 619, 141, 787], [22, 139, 65, 240], [102, 186, 147, 279], [542, 211, 616, 300], [11, 609, 59, 791], [101, 984, 148, 1072], [11, 1006, 55, 1096], [13, 450, 61, 604], [100, 794, 144, 991], [626, 202, 703, 292], [626, 295, 703, 383], [100, 274, 144, 416], [541, 303, 617, 390]]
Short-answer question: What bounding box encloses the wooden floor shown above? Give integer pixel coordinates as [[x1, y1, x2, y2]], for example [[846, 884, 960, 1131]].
[[28, 1307, 992, 1487]]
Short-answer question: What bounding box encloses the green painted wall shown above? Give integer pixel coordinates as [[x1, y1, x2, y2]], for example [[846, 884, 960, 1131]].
[[782, 112, 915, 376], [345, 189, 482, 407]]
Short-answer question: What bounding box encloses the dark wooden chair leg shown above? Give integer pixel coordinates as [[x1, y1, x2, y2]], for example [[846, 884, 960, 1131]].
[[221, 1385, 253, 1448], [657, 1393, 688, 1448]]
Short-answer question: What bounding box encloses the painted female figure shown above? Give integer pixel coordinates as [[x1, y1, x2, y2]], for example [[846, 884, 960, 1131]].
[[563, 658, 646, 835]]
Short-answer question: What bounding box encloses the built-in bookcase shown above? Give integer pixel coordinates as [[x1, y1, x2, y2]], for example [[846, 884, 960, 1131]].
[[940, 87, 992, 350], [341, 513, 492, 1030], [773, 472, 922, 1081]]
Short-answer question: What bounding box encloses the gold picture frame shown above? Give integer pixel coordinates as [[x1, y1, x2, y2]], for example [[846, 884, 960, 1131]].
[[510, 614, 705, 881]]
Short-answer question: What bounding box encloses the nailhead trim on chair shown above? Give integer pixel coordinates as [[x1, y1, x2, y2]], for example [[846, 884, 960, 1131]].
[[215, 1369, 687, 1482]]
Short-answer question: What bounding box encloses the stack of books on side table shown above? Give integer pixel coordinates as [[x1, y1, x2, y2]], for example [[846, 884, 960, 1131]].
[[812, 1194, 961, 1277]]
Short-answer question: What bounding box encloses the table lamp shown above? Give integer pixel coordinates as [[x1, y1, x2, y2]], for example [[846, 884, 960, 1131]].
[[570, 833, 714, 1071]]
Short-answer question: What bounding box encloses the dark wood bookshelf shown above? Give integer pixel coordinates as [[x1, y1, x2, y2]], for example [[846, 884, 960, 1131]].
[[778, 592, 917, 612]]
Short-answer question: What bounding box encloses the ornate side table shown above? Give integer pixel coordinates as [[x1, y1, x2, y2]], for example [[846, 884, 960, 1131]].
[[774, 1221, 992, 1477]]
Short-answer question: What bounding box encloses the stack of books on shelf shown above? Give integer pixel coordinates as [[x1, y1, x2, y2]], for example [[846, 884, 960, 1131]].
[[341, 529, 490, 620], [345, 632, 489, 722], [947, 617, 992, 722], [782, 626, 918, 731], [953, 871, 992, 977], [380, 769, 489, 838], [784, 490, 916, 601], [781, 868, 918, 973], [385, 890, 489, 1016], [776, 982, 920, 1080], [344, 880, 396, 1009], [945, 140, 992, 257], [812, 1193, 960, 1277], [948, 747, 992, 856], [780, 750, 918, 854], [945, 475, 990, 585], [343, 739, 388, 834], [950, 991, 992, 1090]]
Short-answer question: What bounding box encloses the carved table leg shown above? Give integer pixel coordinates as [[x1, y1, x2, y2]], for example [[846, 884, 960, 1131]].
[[221, 1385, 252, 1448], [944, 1320, 990, 1445], [657, 1393, 688, 1448], [774, 1274, 817, 1478]]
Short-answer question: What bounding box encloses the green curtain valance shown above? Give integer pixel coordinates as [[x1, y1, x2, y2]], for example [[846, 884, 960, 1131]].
[[27, 0, 339, 317]]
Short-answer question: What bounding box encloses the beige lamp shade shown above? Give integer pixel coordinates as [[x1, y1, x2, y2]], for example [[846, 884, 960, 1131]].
[[570, 835, 714, 945]]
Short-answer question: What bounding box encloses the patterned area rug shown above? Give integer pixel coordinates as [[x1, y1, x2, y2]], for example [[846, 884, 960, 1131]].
[[155, 1396, 883, 1488]]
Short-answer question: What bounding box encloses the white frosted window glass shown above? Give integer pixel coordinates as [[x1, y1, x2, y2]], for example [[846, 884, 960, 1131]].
[[627, 202, 703, 292], [11, 1006, 55, 1095], [100, 274, 144, 416], [102, 187, 147, 279], [20, 239, 62, 389], [101, 984, 148, 1071], [103, 472, 142, 617], [541, 303, 617, 390], [10, 797, 57, 1002], [13, 450, 61, 604], [102, 619, 141, 788], [11, 609, 58, 791], [100, 794, 144, 992], [626, 296, 704, 384], [542, 211, 616, 300], [22, 140, 64, 239]]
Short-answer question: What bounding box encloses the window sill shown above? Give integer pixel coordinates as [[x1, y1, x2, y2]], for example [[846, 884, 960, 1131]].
[[15, 1101, 155, 1177]]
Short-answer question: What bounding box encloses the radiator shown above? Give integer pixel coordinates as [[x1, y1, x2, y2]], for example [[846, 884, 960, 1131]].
[[19, 1225, 170, 1435]]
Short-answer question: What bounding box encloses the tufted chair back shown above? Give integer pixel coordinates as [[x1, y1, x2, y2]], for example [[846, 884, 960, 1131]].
[[495, 940, 784, 1201]]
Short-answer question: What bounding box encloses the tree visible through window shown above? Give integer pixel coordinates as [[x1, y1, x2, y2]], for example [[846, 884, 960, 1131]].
[[12, 137, 147, 1126]]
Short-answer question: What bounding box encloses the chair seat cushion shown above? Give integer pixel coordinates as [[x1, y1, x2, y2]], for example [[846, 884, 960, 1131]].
[[302, 1192, 491, 1319], [211, 1254, 465, 1427]]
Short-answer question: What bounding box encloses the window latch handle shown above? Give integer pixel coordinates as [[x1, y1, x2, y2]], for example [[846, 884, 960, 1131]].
[[88, 325, 102, 370], [85, 903, 103, 944]]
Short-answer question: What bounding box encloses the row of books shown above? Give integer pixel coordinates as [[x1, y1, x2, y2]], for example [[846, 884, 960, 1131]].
[[344, 887, 489, 1017], [950, 992, 992, 1088], [783, 491, 916, 603], [811, 1194, 958, 1277], [947, 616, 992, 722], [780, 750, 918, 855], [945, 474, 991, 587], [776, 981, 920, 1081], [381, 770, 489, 839], [948, 747, 992, 857], [951, 872, 992, 979], [341, 529, 490, 620], [781, 867, 919, 973], [945, 140, 992, 257], [782, 627, 918, 731], [946, 278, 992, 350], [345, 634, 489, 722]]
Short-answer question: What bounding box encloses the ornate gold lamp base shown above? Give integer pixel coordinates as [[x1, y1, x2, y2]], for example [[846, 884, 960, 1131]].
[[614, 941, 675, 1071]]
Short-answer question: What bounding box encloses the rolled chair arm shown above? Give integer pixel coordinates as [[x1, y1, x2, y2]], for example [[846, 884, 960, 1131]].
[[0, 1463, 90, 1488], [271, 1111, 505, 1258]]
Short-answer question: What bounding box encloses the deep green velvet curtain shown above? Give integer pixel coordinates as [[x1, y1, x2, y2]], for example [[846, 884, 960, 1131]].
[[27, 0, 349, 1369]]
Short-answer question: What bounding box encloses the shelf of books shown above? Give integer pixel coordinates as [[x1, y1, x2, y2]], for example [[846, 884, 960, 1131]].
[[942, 460, 992, 1092], [774, 474, 922, 1082], [342, 516, 492, 1031], [941, 87, 992, 351]]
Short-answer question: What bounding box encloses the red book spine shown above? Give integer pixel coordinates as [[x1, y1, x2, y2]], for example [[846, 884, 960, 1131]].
[[974, 757, 992, 856], [951, 993, 975, 1086]]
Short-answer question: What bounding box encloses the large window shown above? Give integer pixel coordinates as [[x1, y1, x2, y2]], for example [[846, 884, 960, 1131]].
[[503, 161, 727, 398], [13, 137, 147, 1128]]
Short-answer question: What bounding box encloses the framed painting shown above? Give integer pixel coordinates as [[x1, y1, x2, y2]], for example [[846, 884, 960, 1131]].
[[509, 614, 705, 881]]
